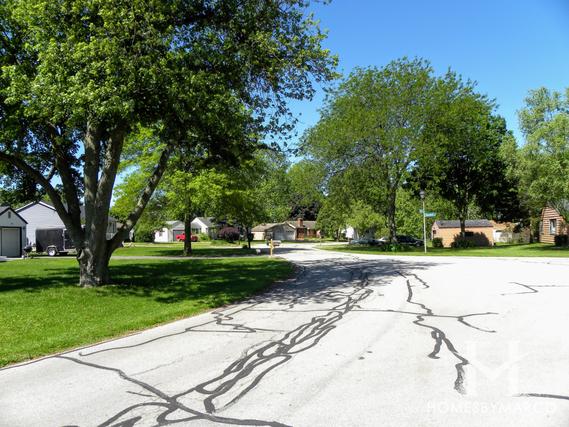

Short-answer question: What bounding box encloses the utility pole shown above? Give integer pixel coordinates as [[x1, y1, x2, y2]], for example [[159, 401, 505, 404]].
[[420, 190, 427, 253]]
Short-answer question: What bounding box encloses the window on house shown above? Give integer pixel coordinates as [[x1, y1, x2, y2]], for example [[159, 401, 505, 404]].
[[7, 212, 11, 218], [159, 231, 164, 237], [549, 219, 557, 235]]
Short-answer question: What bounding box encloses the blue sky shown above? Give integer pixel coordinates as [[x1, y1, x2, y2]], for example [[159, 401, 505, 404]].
[[288, 0, 569, 147]]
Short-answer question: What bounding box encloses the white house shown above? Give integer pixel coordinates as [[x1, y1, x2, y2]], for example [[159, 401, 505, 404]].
[[0, 206, 27, 257], [191, 217, 217, 238], [343, 226, 358, 240], [154, 220, 185, 243], [16, 201, 117, 245]]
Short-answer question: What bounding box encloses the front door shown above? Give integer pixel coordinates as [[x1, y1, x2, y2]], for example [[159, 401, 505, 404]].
[[1, 228, 20, 257]]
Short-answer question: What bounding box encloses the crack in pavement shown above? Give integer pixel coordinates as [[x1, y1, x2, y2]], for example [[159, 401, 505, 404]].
[[79, 303, 273, 358], [349, 309, 497, 333], [57, 355, 289, 427], [397, 271, 496, 395], [515, 393, 569, 401], [501, 282, 569, 296], [61, 260, 374, 426], [79, 266, 314, 358]]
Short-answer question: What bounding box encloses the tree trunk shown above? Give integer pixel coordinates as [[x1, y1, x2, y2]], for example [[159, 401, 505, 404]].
[[78, 247, 111, 287], [246, 226, 251, 249], [387, 188, 398, 243], [183, 213, 192, 256], [459, 216, 466, 238]]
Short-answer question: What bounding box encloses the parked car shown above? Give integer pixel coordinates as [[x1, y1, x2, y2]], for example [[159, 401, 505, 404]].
[[349, 238, 383, 246], [176, 233, 198, 242], [396, 235, 423, 247]]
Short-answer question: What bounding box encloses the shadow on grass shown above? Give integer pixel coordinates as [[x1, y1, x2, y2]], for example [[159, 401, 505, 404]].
[[0, 258, 292, 306], [112, 247, 256, 257]]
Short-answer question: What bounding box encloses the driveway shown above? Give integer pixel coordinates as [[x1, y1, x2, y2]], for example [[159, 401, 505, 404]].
[[1, 245, 569, 426]]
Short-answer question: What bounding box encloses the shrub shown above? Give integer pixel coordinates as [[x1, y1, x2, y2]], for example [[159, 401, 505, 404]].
[[382, 243, 410, 252], [242, 244, 249, 249], [197, 232, 210, 241], [450, 238, 474, 249], [133, 227, 155, 242], [554, 234, 568, 247], [432, 237, 444, 248], [218, 227, 240, 243]]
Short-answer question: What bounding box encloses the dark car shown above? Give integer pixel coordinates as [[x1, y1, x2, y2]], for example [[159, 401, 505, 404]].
[[396, 235, 423, 247], [349, 238, 383, 246]]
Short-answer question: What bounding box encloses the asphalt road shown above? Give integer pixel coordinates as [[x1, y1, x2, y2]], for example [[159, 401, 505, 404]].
[[2, 245, 569, 426]]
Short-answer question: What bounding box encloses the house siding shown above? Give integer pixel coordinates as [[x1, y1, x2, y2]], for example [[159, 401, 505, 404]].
[[540, 207, 565, 244], [432, 225, 494, 248], [17, 202, 118, 245], [154, 221, 185, 242], [17, 203, 64, 245], [0, 209, 27, 257]]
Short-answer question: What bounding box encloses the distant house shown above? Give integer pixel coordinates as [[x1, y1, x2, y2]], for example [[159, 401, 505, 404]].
[[539, 206, 566, 244], [0, 206, 27, 257], [252, 218, 318, 241], [191, 217, 218, 238], [154, 220, 185, 243], [154, 217, 219, 242], [252, 222, 296, 241], [293, 218, 318, 239], [491, 221, 530, 244], [16, 201, 117, 246], [431, 220, 494, 247]]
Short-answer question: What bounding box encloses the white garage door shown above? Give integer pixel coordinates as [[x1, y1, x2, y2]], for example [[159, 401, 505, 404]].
[[1, 228, 20, 257]]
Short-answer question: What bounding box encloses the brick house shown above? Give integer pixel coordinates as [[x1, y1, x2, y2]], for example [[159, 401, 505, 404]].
[[431, 220, 494, 248], [539, 206, 566, 244]]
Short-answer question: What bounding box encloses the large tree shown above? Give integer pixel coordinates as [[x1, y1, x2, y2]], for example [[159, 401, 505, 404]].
[[0, 0, 336, 285], [303, 58, 437, 241], [418, 84, 521, 236], [287, 160, 326, 220], [518, 87, 569, 225]]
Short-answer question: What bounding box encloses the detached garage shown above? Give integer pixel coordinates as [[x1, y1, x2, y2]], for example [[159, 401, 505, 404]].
[[0, 206, 27, 257]]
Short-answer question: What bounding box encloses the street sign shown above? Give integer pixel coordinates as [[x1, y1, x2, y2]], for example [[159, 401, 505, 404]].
[[424, 212, 436, 218]]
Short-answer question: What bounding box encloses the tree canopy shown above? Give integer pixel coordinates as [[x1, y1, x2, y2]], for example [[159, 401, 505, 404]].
[[0, 0, 336, 285], [518, 87, 569, 222]]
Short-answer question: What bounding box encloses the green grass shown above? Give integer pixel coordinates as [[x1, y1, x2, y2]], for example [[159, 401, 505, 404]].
[[0, 256, 293, 367], [112, 241, 256, 257], [320, 243, 569, 257]]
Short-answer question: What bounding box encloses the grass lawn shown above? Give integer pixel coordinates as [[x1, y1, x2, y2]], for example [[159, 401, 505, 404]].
[[112, 241, 257, 257], [320, 243, 569, 257], [0, 256, 293, 367]]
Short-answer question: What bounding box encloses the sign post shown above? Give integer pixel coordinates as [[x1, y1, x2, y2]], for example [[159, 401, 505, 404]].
[[420, 190, 427, 254]]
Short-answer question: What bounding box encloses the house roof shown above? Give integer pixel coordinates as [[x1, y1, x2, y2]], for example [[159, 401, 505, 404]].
[[165, 220, 184, 229], [193, 216, 214, 227], [252, 223, 279, 232], [17, 200, 54, 212], [303, 220, 317, 230], [285, 220, 318, 229], [252, 222, 296, 232], [17, 201, 117, 222], [434, 220, 493, 229], [0, 206, 28, 224]]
